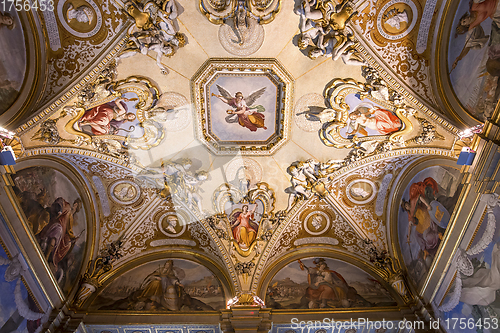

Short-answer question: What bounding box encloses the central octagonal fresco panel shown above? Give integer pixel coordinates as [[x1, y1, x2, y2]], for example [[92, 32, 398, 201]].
[[192, 59, 293, 155]]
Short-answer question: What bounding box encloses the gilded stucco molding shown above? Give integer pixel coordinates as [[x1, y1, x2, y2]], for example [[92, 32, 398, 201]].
[[198, 0, 281, 55], [15, 39, 127, 135], [352, 41, 460, 136], [319, 77, 414, 148], [350, 0, 443, 113]]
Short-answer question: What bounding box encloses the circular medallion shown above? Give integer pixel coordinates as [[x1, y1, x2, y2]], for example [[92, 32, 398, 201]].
[[158, 212, 186, 237], [376, 0, 418, 40], [346, 179, 377, 204], [304, 211, 330, 236], [57, 0, 103, 38], [219, 17, 264, 56], [154, 92, 191, 132], [294, 93, 328, 132], [224, 157, 262, 188], [345, 329, 357, 333], [315, 330, 327, 333], [109, 180, 141, 205]]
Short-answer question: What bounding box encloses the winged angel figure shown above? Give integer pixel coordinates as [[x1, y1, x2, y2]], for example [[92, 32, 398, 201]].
[[212, 85, 267, 132]]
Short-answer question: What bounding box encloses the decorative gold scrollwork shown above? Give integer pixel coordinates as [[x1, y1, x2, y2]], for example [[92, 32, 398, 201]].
[[319, 78, 414, 149]]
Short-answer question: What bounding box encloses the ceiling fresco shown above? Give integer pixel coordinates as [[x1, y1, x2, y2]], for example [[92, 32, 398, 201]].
[[1, 0, 496, 331], [433, 0, 500, 126], [192, 58, 293, 155], [397, 164, 461, 289], [0, 0, 128, 127], [90, 258, 226, 311], [266, 257, 397, 309], [352, 0, 442, 110], [0, 9, 26, 115], [12, 166, 89, 296]]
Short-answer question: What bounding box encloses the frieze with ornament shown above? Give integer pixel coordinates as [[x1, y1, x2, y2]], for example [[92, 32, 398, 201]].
[[351, 0, 438, 107], [188, 221, 228, 268], [56, 154, 230, 277], [56, 154, 157, 251], [252, 198, 378, 293], [264, 198, 372, 267], [329, 154, 419, 197]]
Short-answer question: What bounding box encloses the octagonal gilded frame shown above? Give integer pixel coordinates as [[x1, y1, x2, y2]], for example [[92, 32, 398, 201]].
[[191, 58, 293, 155]]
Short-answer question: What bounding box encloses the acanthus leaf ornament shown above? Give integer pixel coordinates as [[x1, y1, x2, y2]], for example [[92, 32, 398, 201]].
[[31, 113, 72, 146], [199, 0, 280, 26], [363, 239, 413, 303], [407, 116, 445, 145]]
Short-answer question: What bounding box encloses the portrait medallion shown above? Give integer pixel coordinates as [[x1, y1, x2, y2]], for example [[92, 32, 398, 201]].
[[57, 0, 103, 38], [346, 179, 377, 204], [109, 180, 141, 205], [303, 211, 330, 236], [376, 0, 418, 40], [158, 212, 186, 237]]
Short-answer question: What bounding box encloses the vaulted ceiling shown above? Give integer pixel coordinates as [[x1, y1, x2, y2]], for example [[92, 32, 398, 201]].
[[0, 0, 497, 332]]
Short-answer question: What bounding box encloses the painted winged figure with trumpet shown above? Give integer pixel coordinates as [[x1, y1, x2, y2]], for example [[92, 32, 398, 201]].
[[212, 85, 267, 132]]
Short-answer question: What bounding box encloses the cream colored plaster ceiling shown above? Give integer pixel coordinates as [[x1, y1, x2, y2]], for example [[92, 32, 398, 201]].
[[3, 0, 469, 315], [17, 0, 458, 210]]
